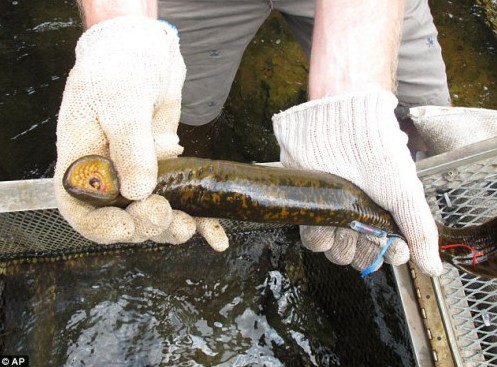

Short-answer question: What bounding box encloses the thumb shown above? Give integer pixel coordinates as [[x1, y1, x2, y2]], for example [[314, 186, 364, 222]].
[[404, 216, 443, 277], [152, 101, 184, 160], [101, 105, 158, 200], [393, 195, 443, 276]]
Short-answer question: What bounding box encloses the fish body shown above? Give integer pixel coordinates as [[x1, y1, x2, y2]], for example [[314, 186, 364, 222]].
[[64, 156, 497, 278], [155, 158, 399, 233]]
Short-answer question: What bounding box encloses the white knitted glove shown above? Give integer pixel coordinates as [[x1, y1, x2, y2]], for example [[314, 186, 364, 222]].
[[410, 105, 497, 155], [273, 91, 443, 276], [54, 16, 228, 251]]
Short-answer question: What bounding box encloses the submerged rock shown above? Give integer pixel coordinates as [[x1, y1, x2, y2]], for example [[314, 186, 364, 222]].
[[477, 0, 497, 39], [225, 14, 308, 162]]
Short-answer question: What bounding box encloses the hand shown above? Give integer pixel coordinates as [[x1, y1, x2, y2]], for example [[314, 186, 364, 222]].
[[54, 16, 228, 251], [273, 91, 444, 276]]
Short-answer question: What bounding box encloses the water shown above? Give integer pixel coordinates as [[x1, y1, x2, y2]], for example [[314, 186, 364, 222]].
[[1, 229, 413, 366], [0, 0, 80, 180]]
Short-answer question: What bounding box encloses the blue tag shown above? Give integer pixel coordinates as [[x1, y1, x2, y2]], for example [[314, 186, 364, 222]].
[[361, 236, 397, 277]]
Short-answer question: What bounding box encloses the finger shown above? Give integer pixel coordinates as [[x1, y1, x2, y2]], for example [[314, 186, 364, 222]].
[[151, 210, 196, 245], [195, 218, 229, 252], [100, 100, 158, 201], [56, 81, 110, 171], [374, 143, 443, 276], [58, 196, 135, 244], [323, 228, 359, 265], [350, 235, 385, 271], [126, 195, 173, 243], [392, 189, 443, 276], [299, 225, 337, 252], [151, 38, 185, 160], [152, 101, 184, 160], [384, 237, 410, 266], [408, 225, 443, 276], [55, 177, 136, 244]]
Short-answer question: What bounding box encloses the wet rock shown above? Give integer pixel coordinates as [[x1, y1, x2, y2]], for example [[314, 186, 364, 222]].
[[477, 0, 497, 39], [223, 13, 309, 163]]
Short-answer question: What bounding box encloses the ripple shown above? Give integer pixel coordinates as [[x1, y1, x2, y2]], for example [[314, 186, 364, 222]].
[[31, 20, 79, 33]]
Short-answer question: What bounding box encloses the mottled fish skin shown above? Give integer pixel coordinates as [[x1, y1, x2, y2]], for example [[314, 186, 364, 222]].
[[155, 158, 399, 232], [436, 217, 497, 278], [65, 156, 497, 279]]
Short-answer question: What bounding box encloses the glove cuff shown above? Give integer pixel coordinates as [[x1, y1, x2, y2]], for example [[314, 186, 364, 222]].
[[272, 91, 403, 174], [75, 16, 179, 61], [273, 91, 397, 125]]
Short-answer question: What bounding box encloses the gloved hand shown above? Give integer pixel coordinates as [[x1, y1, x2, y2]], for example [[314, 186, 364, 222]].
[[272, 91, 443, 276], [54, 16, 228, 251]]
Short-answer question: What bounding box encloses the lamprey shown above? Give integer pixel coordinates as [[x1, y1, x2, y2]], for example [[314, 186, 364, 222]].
[[63, 155, 497, 279]]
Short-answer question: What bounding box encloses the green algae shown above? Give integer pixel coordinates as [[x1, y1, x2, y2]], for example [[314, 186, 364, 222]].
[[476, 0, 497, 39], [431, 0, 497, 108], [225, 14, 308, 162]]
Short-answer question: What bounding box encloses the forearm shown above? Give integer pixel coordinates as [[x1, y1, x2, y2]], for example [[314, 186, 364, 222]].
[[77, 0, 158, 29], [309, 0, 404, 99]]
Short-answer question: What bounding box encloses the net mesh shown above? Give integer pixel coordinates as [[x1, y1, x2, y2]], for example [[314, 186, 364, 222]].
[[421, 155, 497, 366], [0, 208, 290, 261]]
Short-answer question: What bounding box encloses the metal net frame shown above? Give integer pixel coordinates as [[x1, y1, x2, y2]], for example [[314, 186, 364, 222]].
[[418, 138, 497, 366]]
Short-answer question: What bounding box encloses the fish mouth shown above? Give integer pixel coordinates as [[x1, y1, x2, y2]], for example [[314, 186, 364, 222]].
[[63, 155, 121, 206]]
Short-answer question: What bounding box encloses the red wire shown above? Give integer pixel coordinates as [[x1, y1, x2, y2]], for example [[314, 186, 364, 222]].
[[440, 243, 484, 266]]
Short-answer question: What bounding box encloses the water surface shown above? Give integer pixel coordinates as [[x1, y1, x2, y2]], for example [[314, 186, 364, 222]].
[[2, 230, 414, 366]]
